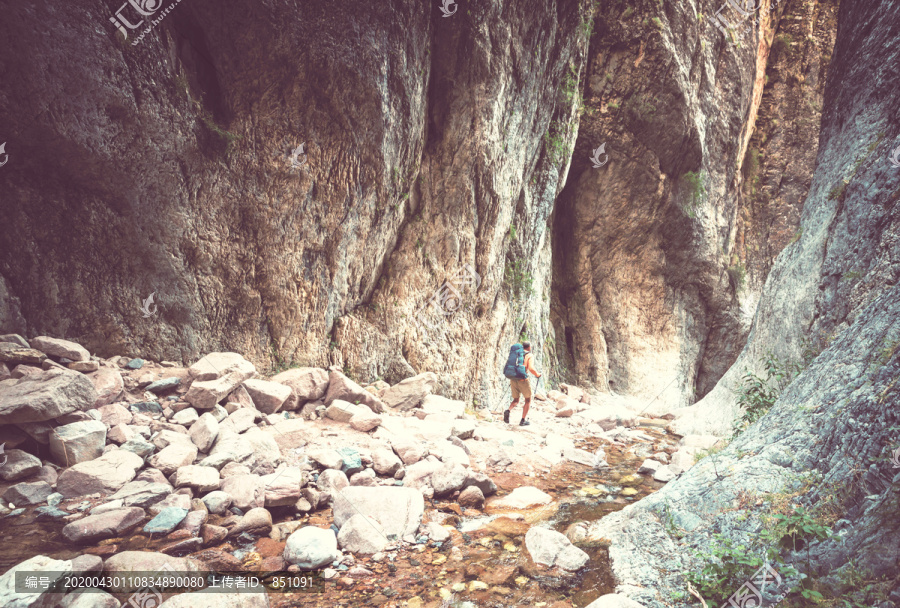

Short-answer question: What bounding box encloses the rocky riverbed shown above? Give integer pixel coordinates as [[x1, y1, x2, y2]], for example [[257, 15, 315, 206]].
[[0, 335, 716, 607]]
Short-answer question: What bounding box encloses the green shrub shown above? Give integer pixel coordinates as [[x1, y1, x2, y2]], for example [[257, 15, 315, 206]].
[[731, 354, 799, 436], [505, 260, 534, 299], [543, 120, 570, 165], [685, 535, 786, 604], [679, 170, 706, 216]]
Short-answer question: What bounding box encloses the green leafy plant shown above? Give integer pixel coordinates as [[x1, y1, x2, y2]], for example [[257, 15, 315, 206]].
[[578, 0, 600, 41], [679, 170, 706, 217], [685, 535, 785, 604], [509, 223, 517, 241], [731, 354, 799, 437], [651, 16, 663, 29], [543, 120, 571, 165], [505, 260, 535, 299]]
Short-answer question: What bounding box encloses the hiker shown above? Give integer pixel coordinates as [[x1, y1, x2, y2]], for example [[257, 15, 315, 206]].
[[502, 341, 542, 426]]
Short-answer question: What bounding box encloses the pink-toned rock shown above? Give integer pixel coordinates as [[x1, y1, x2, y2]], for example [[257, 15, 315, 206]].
[[349, 409, 382, 432], [458, 485, 484, 508], [185, 371, 254, 409], [62, 507, 146, 543], [260, 467, 305, 507], [97, 402, 133, 427], [188, 353, 256, 381], [148, 443, 198, 475], [242, 378, 292, 414], [555, 408, 574, 418], [0, 368, 98, 424], [31, 336, 91, 362], [324, 371, 385, 414], [380, 372, 437, 411], [87, 368, 125, 407], [220, 474, 265, 510], [269, 367, 330, 410]]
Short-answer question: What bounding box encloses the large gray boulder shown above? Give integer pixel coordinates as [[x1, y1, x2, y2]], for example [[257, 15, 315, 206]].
[[109, 481, 173, 508], [337, 513, 388, 554], [332, 486, 424, 539], [430, 462, 468, 496], [49, 420, 107, 465], [269, 367, 329, 410], [283, 526, 340, 569], [61, 507, 145, 543], [380, 372, 437, 411], [188, 353, 256, 382], [323, 371, 385, 414], [3, 480, 53, 505], [0, 555, 72, 608], [173, 465, 221, 493], [0, 368, 98, 424], [0, 449, 42, 481], [148, 443, 198, 475], [56, 449, 145, 497], [525, 526, 589, 571], [241, 378, 291, 414], [30, 336, 90, 362], [260, 467, 305, 507], [189, 412, 219, 452], [199, 430, 254, 469]]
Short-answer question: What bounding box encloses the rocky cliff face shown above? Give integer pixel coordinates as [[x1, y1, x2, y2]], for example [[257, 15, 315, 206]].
[[592, 0, 900, 604]]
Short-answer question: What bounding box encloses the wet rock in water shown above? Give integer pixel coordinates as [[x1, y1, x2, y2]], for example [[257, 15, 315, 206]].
[[201, 490, 234, 515], [49, 420, 107, 465], [149, 443, 198, 476], [584, 594, 647, 608], [333, 486, 424, 539], [380, 372, 437, 411], [242, 378, 292, 414], [421, 395, 466, 418], [284, 526, 341, 569], [221, 474, 265, 510], [324, 370, 386, 414], [390, 435, 426, 465], [0, 555, 71, 607], [3, 480, 53, 505], [349, 408, 382, 432], [371, 448, 403, 476], [172, 407, 200, 426], [337, 514, 388, 554], [458, 485, 485, 508], [0, 368, 98, 424], [146, 377, 182, 394], [228, 506, 273, 537], [201, 523, 228, 545], [422, 521, 451, 542], [178, 509, 208, 535], [308, 447, 344, 470], [525, 526, 589, 571], [491, 486, 552, 509], [637, 459, 662, 474], [149, 494, 192, 515], [270, 367, 329, 410], [260, 467, 305, 506], [174, 465, 221, 493], [144, 507, 189, 533], [62, 506, 145, 543], [0, 448, 42, 481], [56, 449, 144, 497], [31, 336, 91, 361]]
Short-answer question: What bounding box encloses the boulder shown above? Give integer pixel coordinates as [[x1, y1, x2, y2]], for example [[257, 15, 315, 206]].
[[462, 470, 498, 496], [243, 428, 281, 469], [0, 368, 98, 424], [349, 409, 382, 432], [337, 514, 388, 554], [190, 413, 220, 452], [324, 399, 364, 422], [88, 368, 125, 407], [174, 465, 221, 493], [146, 377, 182, 394], [380, 372, 437, 411], [583, 595, 647, 608], [653, 465, 679, 482], [402, 459, 442, 490], [349, 468, 377, 486], [371, 448, 402, 476], [390, 435, 426, 465], [107, 424, 134, 444], [308, 447, 344, 470], [172, 407, 200, 426], [0, 334, 29, 348], [0, 448, 42, 481], [31, 336, 91, 361], [228, 507, 273, 537], [148, 443, 198, 476], [149, 494, 191, 515], [62, 507, 145, 543], [451, 419, 476, 439], [188, 353, 256, 382], [0, 555, 72, 608], [3, 480, 53, 505], [201, 491, 234, 515], [337, 447, 363, 475], [220, 407, 257, 434], [185, 371, 255, 410], [323, 371, 385, 414], [458, 485, 485, 508], [120, 436, 155, 459], [242, 379, 292, 414], [423, 521, 451, 542], [143, 507, 189, 533], [316, 469, 349, 498], [283, 526, 340, 569], [332, 486, 424, 539], [525, 526, 589, 571], [110, 481, 173, 508], [49, 420, 107, 466], [221, 474, 265, 510], [260, 467, 305, 507], [638, 459, 663, 474], [103, 551, 199, 577], [59, 589, 121, 608], [151, 429, 193, 451], [57, 449, 144, 497], [270, 367, 329, 410], [199, 431, 253, 469], [431, 463, 468, 496], [490, 486, 552, 509], [421, 394, 466, 418]]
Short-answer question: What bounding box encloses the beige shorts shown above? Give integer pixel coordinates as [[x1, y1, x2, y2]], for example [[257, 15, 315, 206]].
[[509, 378, 532, 400]]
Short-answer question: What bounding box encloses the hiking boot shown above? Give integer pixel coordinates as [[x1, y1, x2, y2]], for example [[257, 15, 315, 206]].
[[503, 409, 510, 424], [519, 419, 530, 427]]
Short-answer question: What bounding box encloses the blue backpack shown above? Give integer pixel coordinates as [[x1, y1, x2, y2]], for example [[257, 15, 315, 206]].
[[503, 343, 528, 379]]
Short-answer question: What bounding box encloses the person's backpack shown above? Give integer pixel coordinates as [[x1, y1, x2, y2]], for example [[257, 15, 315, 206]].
[[503, 343, 528, 379]]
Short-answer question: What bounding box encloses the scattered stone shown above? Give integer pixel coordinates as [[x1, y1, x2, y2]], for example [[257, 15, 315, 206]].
[[0, 368, 98, 424], [333, 486, 424, 539], [371, 448, 403, 476], [201, 523, 228, 545], [229, 507, 273, 537], [87, 368, 125, 408], [146, 377, 182, 394], [149, 494, 191, 516], [380, 372, 437, 411], [149, 443, 198, 476], [2, 480, 53, 505], [421, 395, 466, 418], [458, 486, 485, 508], [390, 435, 426, 465], [188, 353, 256, 382], [125, 359, 144, 370], [0, 555, 71, 607], [143, 507, 189, 533], [260, 467, 305, 507], [491, 486, 552, 509], [316, 469, 350, 498], [270, 367, 330, 410], [172, 407, 200, 426], [221, 408, 256, 434], [242, 378, 292, 414], [583, 594, 647, 608], [31, 336, 90, 361], [431, 463, 467, 496], [49, 420, 107, 465], [174, 465, 221, 493], [0, 449, 42, 481], [525, 526, 589, 571], [325, 400, 364, 423], [638, 459, 663, 475], [451, 419, 476, 439], [349, 409, 382, 432], [120, 436, 155, 458], [62, 507, 145, 543], [190, 413, 220, 452], [284, 526, 341, 569], [337, 514, 388, 554], [337, 447, 363, 475], [201, 491, 234, 515], [57, 449, 144, 497], [350, 468, 377, 486], [68, 361, 99, 373], [110, 481, 173, 508], [308, 447, 344, 470], [653, 465, 678, 482], [221, 474, 265, 510]]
